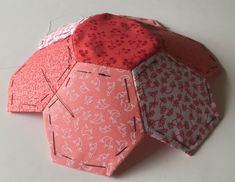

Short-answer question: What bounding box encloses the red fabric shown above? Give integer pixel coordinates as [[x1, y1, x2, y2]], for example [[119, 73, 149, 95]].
[[139, 23, 221, 79], [72, 13, 158, 69], [7, 13, 222, 176]]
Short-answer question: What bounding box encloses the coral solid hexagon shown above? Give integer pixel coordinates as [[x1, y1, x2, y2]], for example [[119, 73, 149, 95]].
[[129, 17, 221, 79], [43, 62, 144, 176]]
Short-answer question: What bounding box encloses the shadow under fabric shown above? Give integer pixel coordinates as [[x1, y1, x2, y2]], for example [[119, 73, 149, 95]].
[[7, 13, 221, 176]]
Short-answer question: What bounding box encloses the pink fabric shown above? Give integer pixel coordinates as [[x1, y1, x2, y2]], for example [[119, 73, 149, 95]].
[[7, 13, 222, 176], [38, 17, 87, 50], [8, 37, 76, 112], [43, 62, 144, 176]]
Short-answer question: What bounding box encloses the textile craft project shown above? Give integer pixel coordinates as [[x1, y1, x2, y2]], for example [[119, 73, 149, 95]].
[[8, 13, 221, 176]]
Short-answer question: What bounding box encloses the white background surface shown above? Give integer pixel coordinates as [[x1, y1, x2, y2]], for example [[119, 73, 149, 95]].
[[0, 0, 235, 181]]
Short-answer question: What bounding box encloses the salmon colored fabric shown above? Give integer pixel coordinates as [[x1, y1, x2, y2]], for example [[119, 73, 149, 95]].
[[8, 37, 76, 112], [7, 13, 222, 176], [43, 62, 144, 176]]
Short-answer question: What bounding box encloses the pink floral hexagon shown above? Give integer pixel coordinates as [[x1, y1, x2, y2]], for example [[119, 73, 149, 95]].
[[42, 62, 145, 176]]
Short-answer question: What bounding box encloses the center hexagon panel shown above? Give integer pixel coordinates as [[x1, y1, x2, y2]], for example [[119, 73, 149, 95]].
[[43, 62, 144, 176]]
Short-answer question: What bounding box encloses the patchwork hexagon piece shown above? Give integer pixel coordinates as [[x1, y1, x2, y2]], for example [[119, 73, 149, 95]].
[[8, 38, 77, 112], [125, 16, 221, 79], [8, 13, 222, 176], [132, 53, 219, 155], [43, 62, 144, 176]]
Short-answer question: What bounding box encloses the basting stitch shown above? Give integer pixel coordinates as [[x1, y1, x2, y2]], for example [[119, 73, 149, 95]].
[[155, 130, 165, 136], [62, 154, 73, 160], [98, 73, 111, 77], [142, 86, 146, 97], [11, 80, 14, 87], [65, 77, 71, 87], [77, 70, 92, 74], [52, 131, 57, 155], [115, 146, 128, 156], [48, 98, 58, 108], [48, 114, 51, 125], [21, 103, 36, 107], [83, 163, 106, 168], [41, 94, 49, 102], [57, 64, 71, 81], [133, 116, 137, 132], [124, 78, 130, 103], [205, 83, 212, 104], [67, 46, 72, 63], [207, 116, 217, 125], [41, 69, 75, 117]]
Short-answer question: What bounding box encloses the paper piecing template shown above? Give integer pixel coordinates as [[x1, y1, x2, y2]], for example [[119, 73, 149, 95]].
[[8, 13, 221, 176]]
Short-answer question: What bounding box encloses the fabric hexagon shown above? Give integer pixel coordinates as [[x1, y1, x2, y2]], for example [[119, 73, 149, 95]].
[[8, 13, 221, 176]]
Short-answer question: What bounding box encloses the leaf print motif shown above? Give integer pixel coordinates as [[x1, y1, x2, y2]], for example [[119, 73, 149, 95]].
[[106, 82, 115, 96], [73, 118, 80, 131], [88, 143, 97, 158], [79, 82, 90, 93], [108, 109, 120, 123], [116, 140, 128, 151], [114, 91, 127, 100], [99, 66, 110, 75], [99, 125, 112, 133], [81, 124, 93, 140], [84, 95, 93, 105], [96, 99, 110, 110], [82, 110, 92, 120], [100, 136, 114, 150], [73, 106, 84, 115], [91, 77, 100, 91], [117, 123, 127, 137], [130, 132, 137, 144], [96, 153, 110, 162], [61, 128, 72, 139], [65, 158, 75, 167], [73, 137, 82, 152], [90, 113, 105, 124], [123, 103, 135, 112], [62, 142, 73, 155]]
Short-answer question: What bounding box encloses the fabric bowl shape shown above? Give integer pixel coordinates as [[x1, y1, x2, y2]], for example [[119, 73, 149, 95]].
[[8, 13, 221, 176]]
